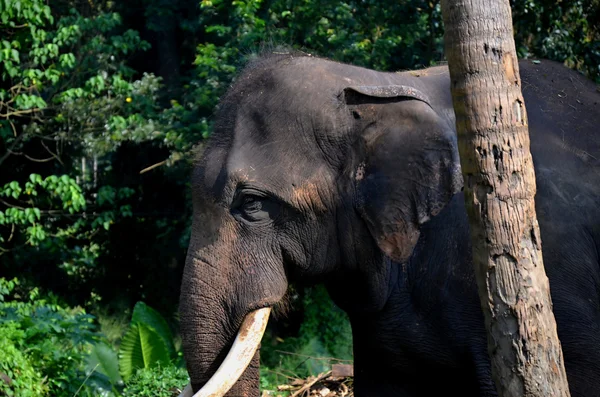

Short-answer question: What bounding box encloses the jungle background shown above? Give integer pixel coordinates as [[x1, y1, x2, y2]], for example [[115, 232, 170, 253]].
[[0, 0, 598, 395]]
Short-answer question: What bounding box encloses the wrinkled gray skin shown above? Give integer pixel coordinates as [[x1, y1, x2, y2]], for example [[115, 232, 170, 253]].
[[179, 52, 600, 397]]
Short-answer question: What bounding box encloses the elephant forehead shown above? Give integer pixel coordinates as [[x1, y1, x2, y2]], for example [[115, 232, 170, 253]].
[[224, 153, 334, 212], [226, 133, 330, 179]]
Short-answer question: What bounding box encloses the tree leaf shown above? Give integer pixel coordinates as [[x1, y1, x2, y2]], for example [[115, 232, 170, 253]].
[[87, 342, 122, 386], [117, 323, 170, 382], [131, 301, 176, 358]]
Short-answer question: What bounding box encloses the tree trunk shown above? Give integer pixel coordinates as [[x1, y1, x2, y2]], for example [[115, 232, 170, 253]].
[[439, 1, 572, 396]]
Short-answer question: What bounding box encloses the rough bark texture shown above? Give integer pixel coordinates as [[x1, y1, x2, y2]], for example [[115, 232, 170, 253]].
[[440, 1, 572, 396]]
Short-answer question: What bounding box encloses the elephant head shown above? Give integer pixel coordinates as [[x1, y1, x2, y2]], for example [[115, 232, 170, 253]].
[[178, 52, 462, 396]]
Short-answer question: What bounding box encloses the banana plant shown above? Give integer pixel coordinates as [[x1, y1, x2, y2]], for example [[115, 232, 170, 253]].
[[86, 341, 124, 395], [118, 301, 178, 382], [86, 301, 183, 396]]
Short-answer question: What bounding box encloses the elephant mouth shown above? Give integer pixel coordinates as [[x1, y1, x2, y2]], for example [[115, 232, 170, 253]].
[[178, 307, 272, 397]]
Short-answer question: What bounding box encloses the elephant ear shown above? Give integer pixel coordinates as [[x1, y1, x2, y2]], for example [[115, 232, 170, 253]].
[[342, 84, 463, 263]]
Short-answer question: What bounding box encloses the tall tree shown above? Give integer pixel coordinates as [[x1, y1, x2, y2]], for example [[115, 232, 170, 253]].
[[440, 1, 572, 396]]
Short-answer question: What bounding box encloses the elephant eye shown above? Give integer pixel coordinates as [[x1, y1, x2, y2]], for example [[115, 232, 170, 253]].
[[242, 196, 263, 214], [231, 191, 279, 224]]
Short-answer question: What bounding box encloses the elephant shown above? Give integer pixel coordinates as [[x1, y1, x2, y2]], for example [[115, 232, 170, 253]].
[[177, 50, 600, 397]]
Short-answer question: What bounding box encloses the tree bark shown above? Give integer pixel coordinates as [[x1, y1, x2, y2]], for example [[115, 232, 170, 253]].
[[440, 1, 572, 396]]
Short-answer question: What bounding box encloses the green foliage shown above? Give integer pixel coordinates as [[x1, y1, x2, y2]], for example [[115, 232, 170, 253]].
[[131, 301, 176, 358], [0, 0, 166, 295], [121, 363, 189, 397], [97, 308, 134, 347], [86, 341, 124, 394], [0, 322, 48, 397], [119, 324, 169, 381], [118, 301, 179, 382], [118, 323, 172, 382], [0, 174, 84, 246], [0, 284, 184, 396], [0, 277, 104, 396], [512, 0, 600, 83], [0, 0, 194, 315]]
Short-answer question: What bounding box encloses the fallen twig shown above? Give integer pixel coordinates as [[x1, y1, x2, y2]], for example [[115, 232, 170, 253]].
[[289, 371, 331, 397]]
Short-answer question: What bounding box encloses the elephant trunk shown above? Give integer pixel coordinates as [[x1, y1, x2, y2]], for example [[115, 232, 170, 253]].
[[178, 308, 271, 397], [179, 258, 269, 397]]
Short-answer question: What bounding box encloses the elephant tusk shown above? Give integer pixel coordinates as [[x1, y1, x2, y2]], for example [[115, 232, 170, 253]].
[[178, 307, 272, 397], [178, 384, 193, 397]]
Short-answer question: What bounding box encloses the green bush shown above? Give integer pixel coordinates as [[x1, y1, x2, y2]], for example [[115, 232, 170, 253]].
[[0, 322, 48, 397], [0, 277, 103, 396], [121, 364, 189, 397]]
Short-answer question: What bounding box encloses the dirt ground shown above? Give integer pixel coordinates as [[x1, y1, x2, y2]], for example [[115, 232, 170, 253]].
[[261, 364, 355, 397]]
